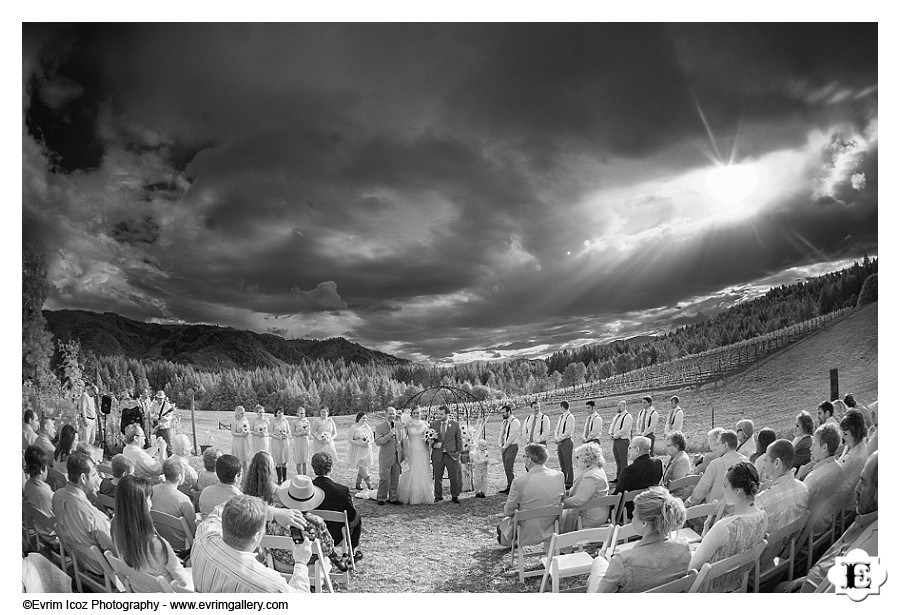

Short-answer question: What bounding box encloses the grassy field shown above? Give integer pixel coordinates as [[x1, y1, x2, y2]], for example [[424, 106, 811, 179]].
[[176, 302, 877, 592]]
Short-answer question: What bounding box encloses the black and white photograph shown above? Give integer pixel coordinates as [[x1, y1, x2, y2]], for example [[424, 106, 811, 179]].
[[20, 18, 880, 596]]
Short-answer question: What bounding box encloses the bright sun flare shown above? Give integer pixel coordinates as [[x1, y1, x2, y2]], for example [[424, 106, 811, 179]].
[[702, 163, 762, 213]]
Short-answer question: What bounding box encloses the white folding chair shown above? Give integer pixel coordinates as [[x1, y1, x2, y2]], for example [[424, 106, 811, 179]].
[[310, 508, 355, 585], [676, 502, 719, 543], [510, 504, 563, 583], [756, 512, 810, 592], [644, 569, 698, 593], [573, 494, 620, 530], [259, 535, 334, 593], [690, 540, 767, 593], [539, 525, 616, 592]]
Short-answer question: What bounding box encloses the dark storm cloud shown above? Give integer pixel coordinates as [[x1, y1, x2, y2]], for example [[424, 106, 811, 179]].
[[22, 23, 878, 362]]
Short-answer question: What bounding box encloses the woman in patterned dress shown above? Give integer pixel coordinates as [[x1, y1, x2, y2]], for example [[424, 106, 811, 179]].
[[269, 408, 292, 484], [292, 407, 311, 477], [231, 405, 251, 473], [690, 461, 769, 592], [249, 405, 271, 458], [312, 407, 339, 465]]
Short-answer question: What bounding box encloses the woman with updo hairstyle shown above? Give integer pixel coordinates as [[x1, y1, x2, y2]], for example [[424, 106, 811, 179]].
[[689, 461, 768, 592], [560, 442, 609, 533], [735, 419, 756, 456], [589, 486, 689, 592]]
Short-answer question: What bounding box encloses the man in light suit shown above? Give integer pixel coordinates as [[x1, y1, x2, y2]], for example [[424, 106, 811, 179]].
[[431, 405, 464, 503], [496, 443, 565, 547], [498, 405, 521, 495], [374, 407, 403, 506]]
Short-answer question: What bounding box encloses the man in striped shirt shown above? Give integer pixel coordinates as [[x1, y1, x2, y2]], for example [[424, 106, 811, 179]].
[[192, 495, 312, 593]]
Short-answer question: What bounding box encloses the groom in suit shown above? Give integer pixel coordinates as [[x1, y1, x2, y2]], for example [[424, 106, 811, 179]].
[[431, 405, 464, 503], [374, 407, 403, 506]]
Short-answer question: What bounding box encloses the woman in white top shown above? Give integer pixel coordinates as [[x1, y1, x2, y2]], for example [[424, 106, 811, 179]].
[[837, 410, 869, 474], [231, 406, 251, 472], [735, 419, 756, 457], [249, 405, 271, 457], [292, 407, 311, 477], [269, 409, 292, 484], [560, 442, 609, 532], [397, 409, 433, 505], [690, 461, 768, 592]]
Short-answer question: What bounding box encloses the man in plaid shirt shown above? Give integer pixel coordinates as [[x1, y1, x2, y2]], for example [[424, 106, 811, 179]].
[[757, 439, 809, 530]]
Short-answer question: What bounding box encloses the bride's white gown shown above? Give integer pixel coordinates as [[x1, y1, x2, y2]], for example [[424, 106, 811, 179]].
[[397, 419, 434, 505]]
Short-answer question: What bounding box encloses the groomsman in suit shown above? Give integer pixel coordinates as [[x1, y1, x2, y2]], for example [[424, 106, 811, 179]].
[[582, 401, 603, 444], [608, 400, 633, 482], [664, 396, 684, 436], [521, 401, 550, 446], [637, 396, 659, 455], [498, 405, 520, 495], [431, 406, 464, 503], [374, 407, 403, 505], [553, 401, 575, 489]]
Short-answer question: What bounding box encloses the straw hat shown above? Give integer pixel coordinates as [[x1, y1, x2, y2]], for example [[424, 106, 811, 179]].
[[277, 475, 325, 511]]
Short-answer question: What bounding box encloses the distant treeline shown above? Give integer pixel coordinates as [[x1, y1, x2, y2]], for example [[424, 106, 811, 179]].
[[26, 256, 877, 418]]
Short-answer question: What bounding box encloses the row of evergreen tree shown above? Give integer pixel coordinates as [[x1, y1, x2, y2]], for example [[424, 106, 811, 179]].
[[23, 241, 876, 417]]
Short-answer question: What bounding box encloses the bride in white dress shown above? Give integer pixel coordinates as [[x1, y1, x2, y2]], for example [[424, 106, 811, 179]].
[[397, 408, 434, 505]]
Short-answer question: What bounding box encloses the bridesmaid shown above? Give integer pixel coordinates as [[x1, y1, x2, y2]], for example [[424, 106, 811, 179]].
[[312, 407, 339, 465], [250, 404, 271, 458], [231, 406, 251, 473], [270, 408, 292, 483], [347, 412, 375, 490], [292, 407, 311, 477]]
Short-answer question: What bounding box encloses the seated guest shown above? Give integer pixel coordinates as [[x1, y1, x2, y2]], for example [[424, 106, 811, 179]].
[[751, 427, 776, 467], [831, 399, 848, 421], [843, 393, 874, 430], [560, 442, 610, 532], [686, 430, 745, 507], [23, 410, 39, 450], [735, 419, 756, 457], [496, 443, 565, 548], [199, 454, 243, 519], [867, 426, 878, 455], [690, 461, 768, 592], [837, 410, 868, 474], [52, 424, 79, 473], [123, 424, 166, 481], [112, 475, 193, 592], [170, 434, 199, 494], [197, 446, 221, 490], [693, 428, 723, 474], [757, 439, 809, 533], [662, 432, 693, 499], [192, 494, 313, 592], [801, 424, 844, 535], [33, 417, 57, 457], [311, 451, 364, 561], [23, 446, 54, 518], [99, 454, 134, 498], [76, 443, 103, 466], [589, 487, 689, 593], [779, 452, 877, 593], [614, 437, 662, 519], [51, 452, 114, 575], [151, 458, 198, 546], [791, 411, 815, 470], [816, 400, 839, 429]]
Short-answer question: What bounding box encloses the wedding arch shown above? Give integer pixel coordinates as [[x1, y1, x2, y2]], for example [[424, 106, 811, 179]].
[[399, 385, 496, 438]]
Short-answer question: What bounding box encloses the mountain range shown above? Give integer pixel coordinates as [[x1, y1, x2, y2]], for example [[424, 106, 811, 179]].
[[43, 309, 408, 369]]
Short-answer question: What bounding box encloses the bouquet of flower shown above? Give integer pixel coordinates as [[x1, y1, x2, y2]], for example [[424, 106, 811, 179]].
[[317, 432, 332, 443], [460, 425, 476, 451], [240, 422, 250, 434], [360, 434, 370, 444], [275, 427, 287, 438], [423, 428, 438, 444], [255, 423, 268, 436], [295, 419, 309, 436]]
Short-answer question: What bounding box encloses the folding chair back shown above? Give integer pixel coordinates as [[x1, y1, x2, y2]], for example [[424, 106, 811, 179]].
[[310, 508, 356, 574], [605, 522, 642, 557], [675, 502, 718, 543], [756, 511, 809, 591], [690, 540, 767, 593], [614, 489, 644, 524], [574, 494, 620, 530], [644, 569, 698, 593], [539, 525, 616, 592], [668, 474, 701, 492], [90, 545, 124, 592], [511, 504, 563, 583], [150, 509, 193, 551], [58, 534, 112, 593]]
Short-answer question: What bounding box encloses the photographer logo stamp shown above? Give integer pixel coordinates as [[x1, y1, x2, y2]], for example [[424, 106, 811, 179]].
[[827, 548, 887, 601]]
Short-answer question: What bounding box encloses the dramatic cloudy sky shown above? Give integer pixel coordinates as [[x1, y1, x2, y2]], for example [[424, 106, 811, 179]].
[[22, 23, 878, 363]]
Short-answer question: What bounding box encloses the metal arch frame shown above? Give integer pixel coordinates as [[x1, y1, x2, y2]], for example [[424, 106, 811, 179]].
[[398, 385, 494, 426]]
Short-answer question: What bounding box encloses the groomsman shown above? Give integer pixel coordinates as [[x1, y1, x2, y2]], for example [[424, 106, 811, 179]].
[[664, 395, 684, 436], [582, 401, 603, 444], [637, 396, 659, 456], [553, 401, 575, 489], [498, 405, 520, 495], [608, 401, 633, 482], [521, 401, 550, 446]]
